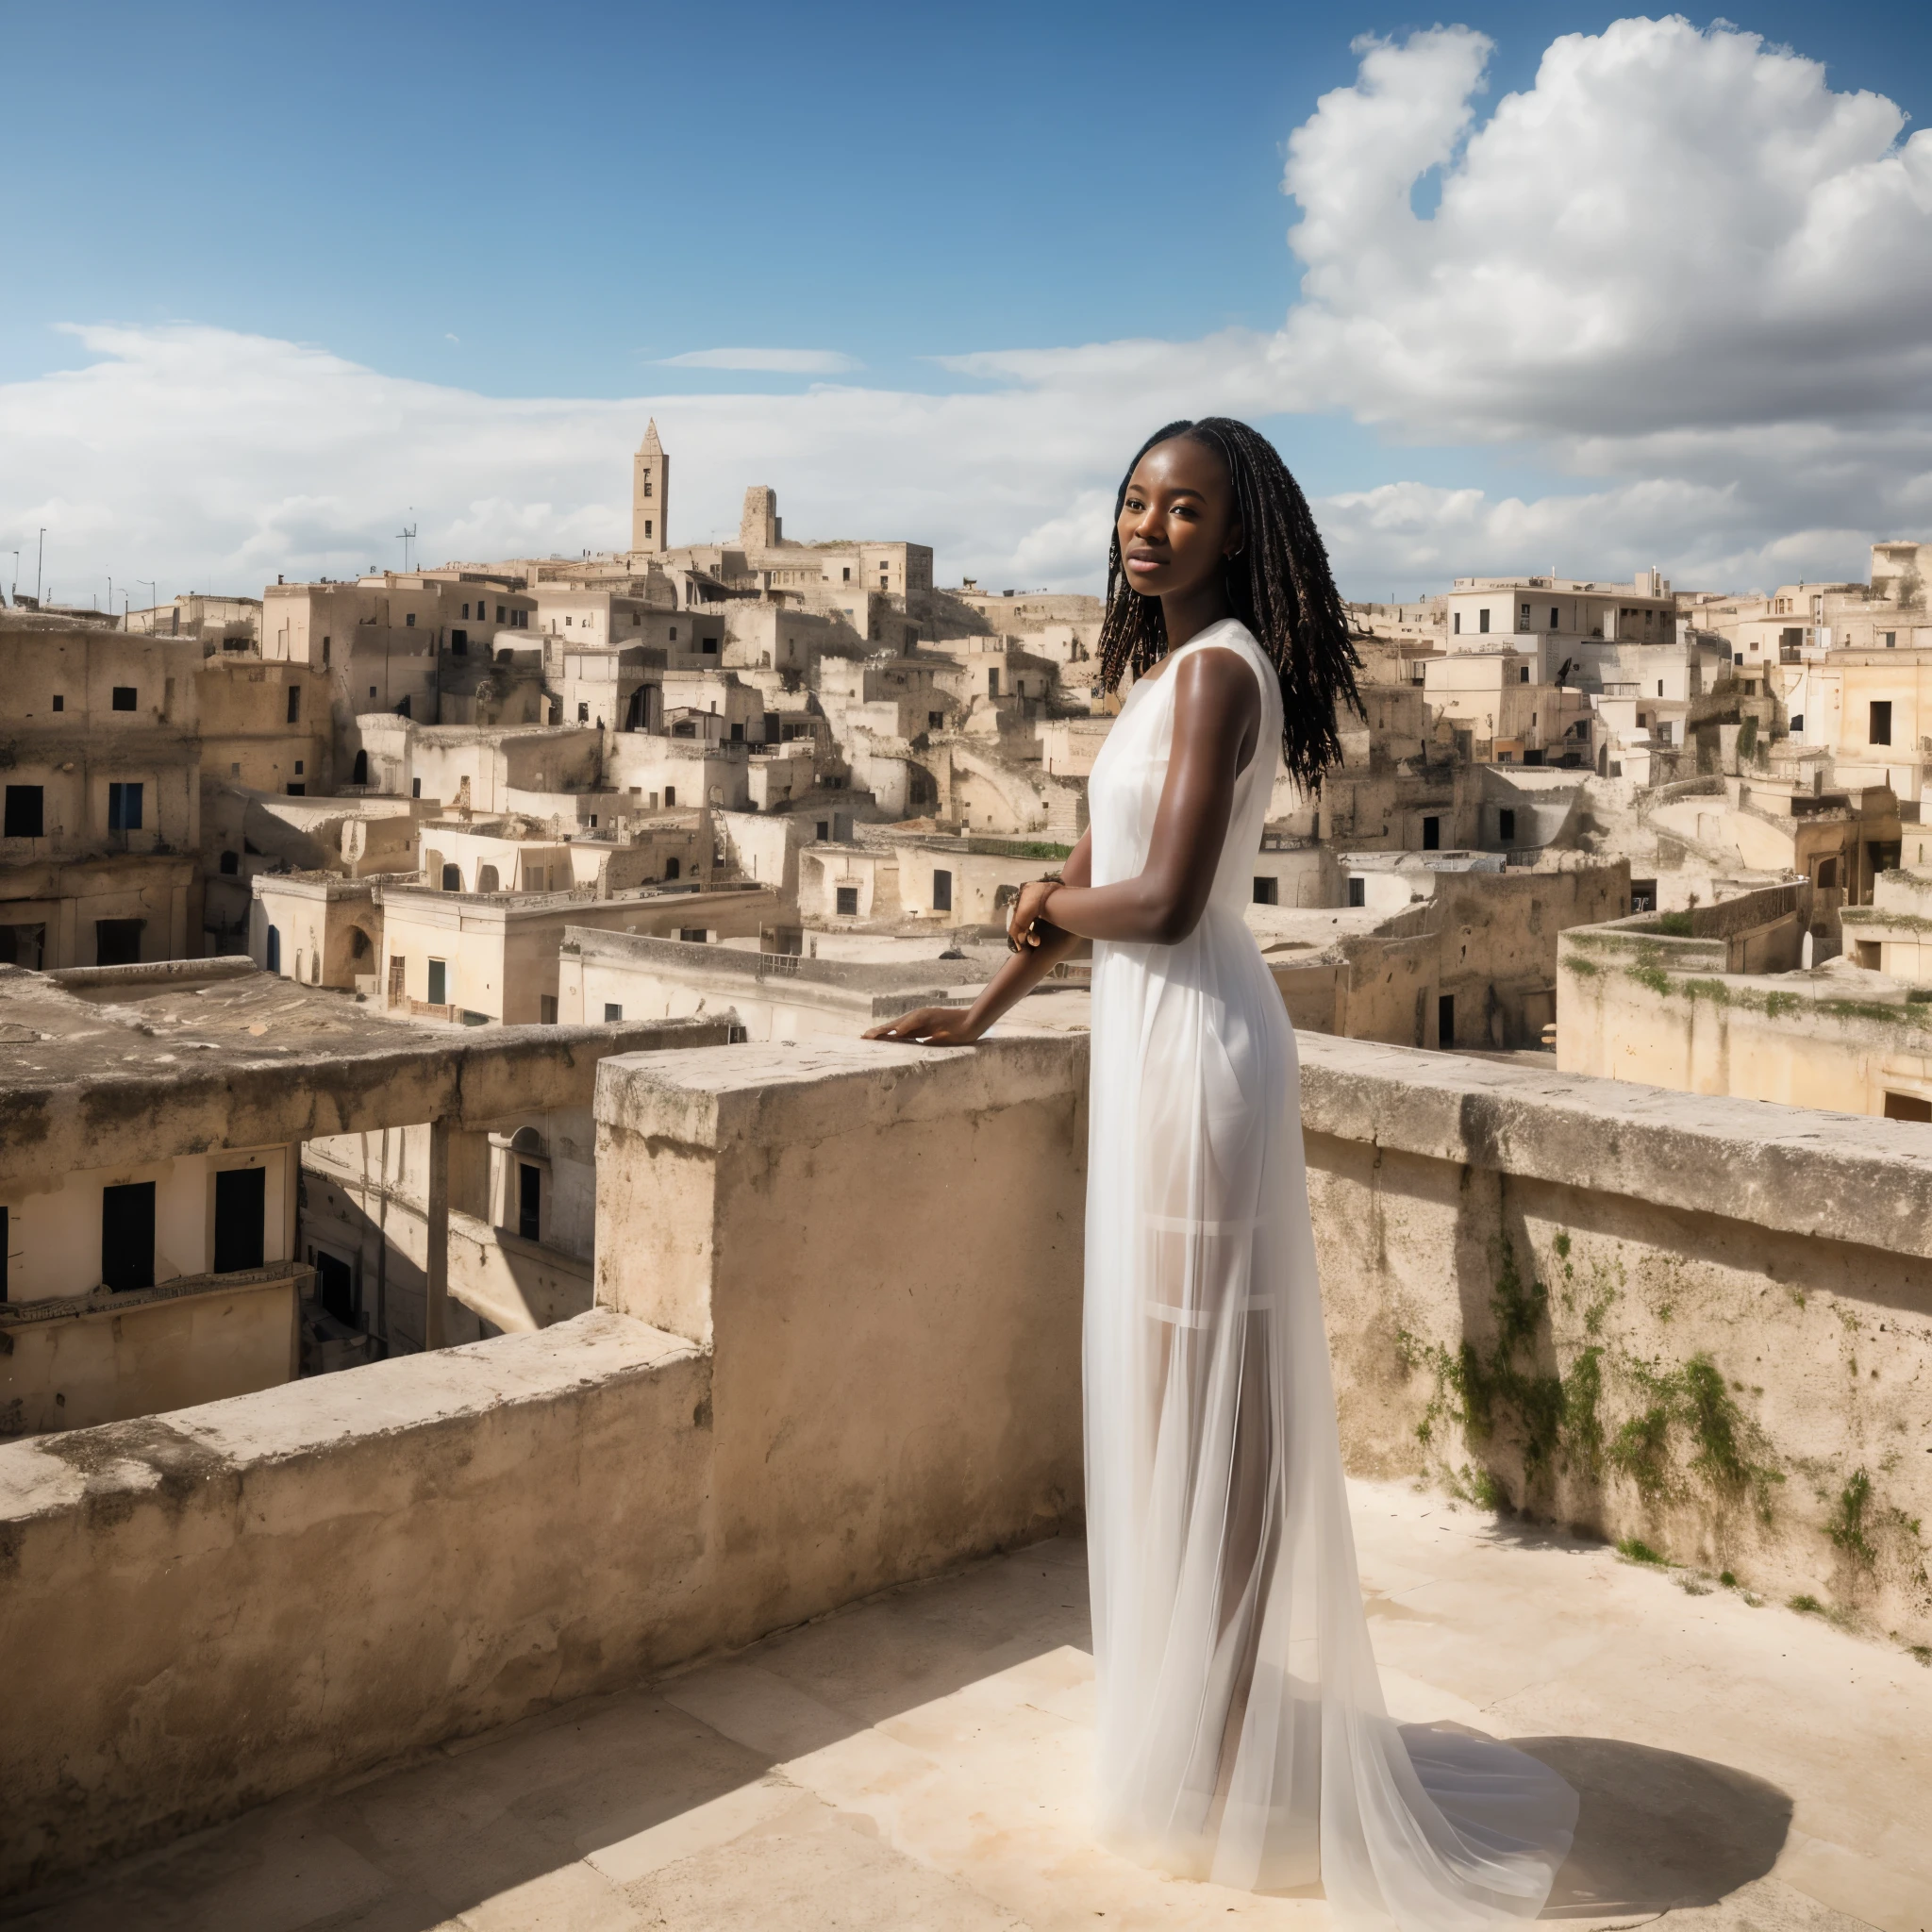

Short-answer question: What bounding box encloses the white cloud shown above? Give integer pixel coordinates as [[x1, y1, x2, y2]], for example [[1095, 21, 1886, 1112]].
[[656, 347, 860, 374], [4, 19, 1930, 606]]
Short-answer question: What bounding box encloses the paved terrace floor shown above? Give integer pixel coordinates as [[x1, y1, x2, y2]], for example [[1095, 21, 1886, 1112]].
[[9, 1480, 1927, 1932]]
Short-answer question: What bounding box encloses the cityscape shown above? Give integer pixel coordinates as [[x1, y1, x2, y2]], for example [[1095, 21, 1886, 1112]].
[[2, 2, 1930, 1927]]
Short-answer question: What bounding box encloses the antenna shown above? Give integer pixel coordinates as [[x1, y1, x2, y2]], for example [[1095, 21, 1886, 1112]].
[[397, 513, 418, 574]]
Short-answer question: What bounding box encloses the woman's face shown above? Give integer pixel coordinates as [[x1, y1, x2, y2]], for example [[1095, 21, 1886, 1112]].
[[1118, 437, 1242, 603]]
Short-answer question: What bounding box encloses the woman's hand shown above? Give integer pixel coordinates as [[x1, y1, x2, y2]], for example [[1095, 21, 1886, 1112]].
[[1008, 879, 1063, 954], [862, 1006, 987, 1045]]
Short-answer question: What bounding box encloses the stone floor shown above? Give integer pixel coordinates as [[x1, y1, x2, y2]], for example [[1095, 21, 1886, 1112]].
[[9, 1480, 1930, 1932]]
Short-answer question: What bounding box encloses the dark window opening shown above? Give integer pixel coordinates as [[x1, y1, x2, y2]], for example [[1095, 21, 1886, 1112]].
[[1477, 609, 1490, 634], [411, 777, 422, 798], [426, 959, 447, 1005], [213, 1165, 266, 1274], [452, 629, 468, 655], [441, 864, 461, 891], [518, 1163, 541, 1241], [108, 782, 143, 832], [1816, 857, 1838, 891], [1253, 876, 1278, 906], [286, 686, 302, 724], [285, 782, 305, 796], [1870, 700, 1892, 746], [111, 686, 138, 711], [604, 1003, 623, 1023], [315, 1251, 356, 1324], [665, 856, 680, 879], [4, 785, 44, 839], [265, 925, 281, 973], [1884, 1092, 1932, 1123], [1498, 808, 1516, 841], [51, 693, 63, 711], [0, 922, 46, 969], [101, 1180, 156, 1292], [540, 994, 558, 1024], [1438, 994, 1456, 1049], [352, 749, 369, 785], [1422, 815, 1441, 851], [931, 869, 953, 913], [1347, 876, 1366, 908], [95, 918, 143, 965], [1629, 879, 1658, 913], [837, 886, 859, 916], [1, 1206, 7, 1303]]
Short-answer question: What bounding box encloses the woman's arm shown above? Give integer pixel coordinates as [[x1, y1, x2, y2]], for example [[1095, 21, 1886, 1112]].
[[1017, 648, 1258, 948], [863, 830, 1093, 1043]]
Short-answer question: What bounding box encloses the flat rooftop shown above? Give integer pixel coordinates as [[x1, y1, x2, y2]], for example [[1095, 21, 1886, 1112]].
[[9, 1478, 1923, 1930], [0, 959, 719, 1191]]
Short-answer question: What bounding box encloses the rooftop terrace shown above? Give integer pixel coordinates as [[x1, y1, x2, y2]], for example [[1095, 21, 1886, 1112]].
[[1, 1030, 1928, 1925]]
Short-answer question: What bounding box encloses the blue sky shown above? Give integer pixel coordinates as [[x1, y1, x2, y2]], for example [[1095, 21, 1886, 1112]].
[[4, 1, 1930, 602]]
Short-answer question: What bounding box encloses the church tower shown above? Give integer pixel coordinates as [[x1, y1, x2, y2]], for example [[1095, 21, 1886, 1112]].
[[632, 420, 668, 554]]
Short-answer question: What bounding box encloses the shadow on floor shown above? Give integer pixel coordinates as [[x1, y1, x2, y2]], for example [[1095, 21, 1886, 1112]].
[[1524, 1736, 1793, 1920]]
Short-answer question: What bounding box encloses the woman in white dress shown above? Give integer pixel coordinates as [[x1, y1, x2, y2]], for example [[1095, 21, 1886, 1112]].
[[869, 420, 1576, 1925]]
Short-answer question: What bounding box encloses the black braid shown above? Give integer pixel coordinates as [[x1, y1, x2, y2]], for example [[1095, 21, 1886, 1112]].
[[1095, 417, 1363, 791]]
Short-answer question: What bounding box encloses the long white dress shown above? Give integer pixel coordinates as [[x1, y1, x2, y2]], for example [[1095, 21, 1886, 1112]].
[[1082, 620, 1578, 1925]]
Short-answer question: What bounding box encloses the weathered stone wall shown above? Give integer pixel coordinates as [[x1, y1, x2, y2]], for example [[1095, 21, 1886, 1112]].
[[1300, 1036, 1932, 1649]]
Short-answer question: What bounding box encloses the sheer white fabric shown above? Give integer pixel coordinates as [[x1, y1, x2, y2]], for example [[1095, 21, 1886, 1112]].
[[1082, 621, 1577, 1924]]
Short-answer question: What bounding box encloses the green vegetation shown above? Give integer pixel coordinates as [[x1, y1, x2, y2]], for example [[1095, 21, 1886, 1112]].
[[1719, 1570, 1739, 1588], [1562, 955, 1601, 978], [1617, 1536, 1667, 1565], [1736, 716, 1758, 760], [1657, 910, 1695, 937], [1827, 1469, 1875, 1568], [1789, 1592, 1826, 1615]]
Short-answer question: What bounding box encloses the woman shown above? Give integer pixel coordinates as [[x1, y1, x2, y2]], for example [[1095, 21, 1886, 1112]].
[[868, 420, 1576, 1924]]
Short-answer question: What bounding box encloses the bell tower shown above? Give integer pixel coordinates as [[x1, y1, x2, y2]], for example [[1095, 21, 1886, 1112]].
[[632, 419, 668, 555]]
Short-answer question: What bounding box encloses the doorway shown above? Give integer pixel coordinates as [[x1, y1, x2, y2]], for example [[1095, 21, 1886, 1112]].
[[213, 1165, 266, 1274], [314, 1250, 356, 1324], [95, 918, 144, 966], [1438, 994, 1456, 1050], [101, 1181, 156, 1292]]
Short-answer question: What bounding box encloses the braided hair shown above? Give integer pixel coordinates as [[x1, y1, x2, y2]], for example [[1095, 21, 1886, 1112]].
[[1096, 417, 1362, 791]]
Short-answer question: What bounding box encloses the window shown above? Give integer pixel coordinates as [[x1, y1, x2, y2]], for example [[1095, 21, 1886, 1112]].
[[816, 821, 829, 840], [604, 1003, 623, 1023], [1857, 941, 1882, 970], [4, 785, 43, 839], [1817, 857, 1838, 891], [111, 686, 137, 711], [643, 520, 653, 537], [213, 1166, 266, 1274], [1871, 700, 1892, 746], [1549, 608, 1559, 628], [841, 567, 851, 582], [496, 606, 507, 623], [679, 927, 708, 942], [578, 703, 590, 722], [1453, 612, 1461, 635], [1438, 994, 1456, 1049], [1884, 1092, 1932, 1123], [461, 603, 471, 620], [402, 611, 415, 629], [412, 777, 423, 798], [1520, 603, 1531, 626], [101, 1180, 156, 1292], [1519, 665, 1530, 683], [669, 626, 677, 641], [664, 856, 680, 879], [702, 637, 718, 654], [370, 686, 379, 699], [1657, 680, 1665, 697], [1790, 714, 1805, 733], [932, 868, 953, 912], [452, 630, 468, 656], [441, 863, 461, 890], [265, 926, 280, 973], [1347, 876, 1366, 908], [52, 693, 63, 711], [664, 786, 676, 808], [285, 782, 305, 796], [518, 1163, 541, 1241], [837, 886, 859, 916], [1422, 816, 1441, 851], [1498, 808, 1516, 841], [928, 709, 944, 728], [352, 749, 369, 785], [540, 994, 558, 1024], [1884, 631, 1897, 648], [0, 923, 45, 969], [427, 959, 447, 1005], [322, 638, 331, 666], [218, 849, 240, 875], [1478, 609, 1491, 634], [642, 476, 653, 497], [108, 782, 143, 831], [1253, 875, 1278, 906]]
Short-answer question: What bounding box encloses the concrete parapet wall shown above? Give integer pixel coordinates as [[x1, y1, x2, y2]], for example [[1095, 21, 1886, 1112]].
[[1297, 1034, 1932, 1648], [0, 1032, 1088, 1896]]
